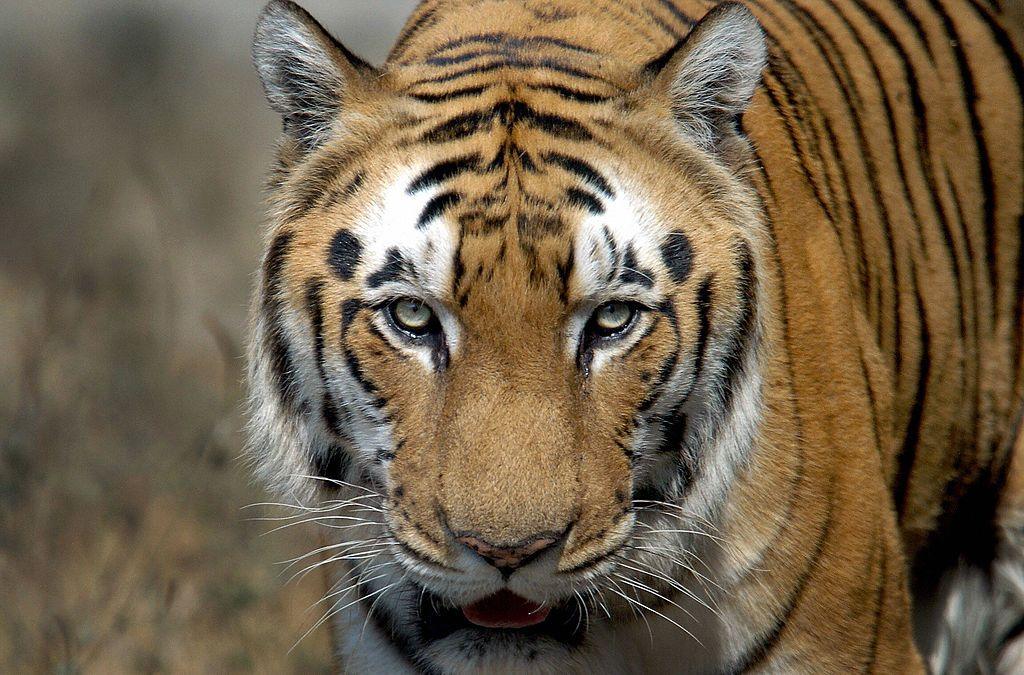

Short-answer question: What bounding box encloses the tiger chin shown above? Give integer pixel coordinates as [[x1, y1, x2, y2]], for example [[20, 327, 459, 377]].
[[244, 0, 1024, 673]]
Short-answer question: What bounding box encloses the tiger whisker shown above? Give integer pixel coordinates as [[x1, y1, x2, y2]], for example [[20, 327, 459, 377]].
[[289, 473, 383, 496], [288, 544, 394, 584], [604, 575, 654, 643], [279, 535, 389, 571], [612, 572, 698, 623], [262, 516, 381, 536], [622, 543, 726, 596], [292, 579, 400, 654], [602, 577, 704, 647], [610, 554, 719, 615]]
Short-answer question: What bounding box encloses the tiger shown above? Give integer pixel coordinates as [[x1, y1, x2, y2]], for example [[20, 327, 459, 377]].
[[245, 0, 1024, 672]]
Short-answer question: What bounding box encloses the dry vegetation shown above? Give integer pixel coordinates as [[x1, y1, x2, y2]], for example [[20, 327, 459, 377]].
[[0, 1, 415, 672]]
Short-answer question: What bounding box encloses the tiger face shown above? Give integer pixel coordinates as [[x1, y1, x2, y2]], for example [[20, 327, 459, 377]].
[[248, 0, 768, 667]]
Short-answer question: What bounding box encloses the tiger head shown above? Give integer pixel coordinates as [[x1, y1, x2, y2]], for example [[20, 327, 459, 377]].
[[248, 0, 769, 665]]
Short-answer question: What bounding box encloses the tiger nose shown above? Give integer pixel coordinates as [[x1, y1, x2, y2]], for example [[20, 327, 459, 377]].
[[457, 533, 559, 574]]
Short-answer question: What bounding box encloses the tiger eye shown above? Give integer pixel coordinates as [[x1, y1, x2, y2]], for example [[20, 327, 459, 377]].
[[391, 298, 434, 333], [594, 302, 634, 333]]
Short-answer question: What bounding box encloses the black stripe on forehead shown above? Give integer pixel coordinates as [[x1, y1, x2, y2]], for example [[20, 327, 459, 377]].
[[525, 83, 612, 104], [428, 32, 596, 57], [408, 84, 490, 103], [619, 245, 655, 288], [418, 100, 592, 144], [565, 187, 603, 215], [418, 191, 463, 228], [367, 248, 417, 288], [328, 229, 363, 281], [412, 58, 606, 87], [542, 152, 614, 198], [660, 231, 694, 284], [408, 154, 480, 193], [601, 225, 619, 283]]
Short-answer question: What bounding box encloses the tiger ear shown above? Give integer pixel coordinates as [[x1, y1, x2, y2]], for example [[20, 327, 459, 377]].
[[646, 2, 767, 152], [252, 0, 377, 153]]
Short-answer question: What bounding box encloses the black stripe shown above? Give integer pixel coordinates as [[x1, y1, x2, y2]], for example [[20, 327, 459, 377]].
[[312, 443, 352, 485], [335, 299, 385, 409], [342, 340, 383, 405], [824, 1, 932, 67], [408, 154, 480, 193], [893, 266, 931, 520], [656, 0, 695, 29], [715, 244, 757, 418], [690, 278, 713, 391], [340, 298, 363, 335], [565, 187, 603, 215], [264, 230, 294, 298], [366, 248, 415, 288], [412, 57, 606, 87], [420, 110, 493, 144], [263, 232, 300, 409], [417, 191, 462, 228], [420, 102, 593, 144], [858, 347, 884, 459], [824, 0, 945, 278], [660, 231, 693, 284], [770, 31, 906, 380], [426, 49, 511, 67], [672, 276, 714, 413], [759, 70, 838, 224], [323, 171, 365, 209], [946, 175, 984, 446], [637, 302, 681, 413], [619, 245, 654, 288], [408, 84, 490, 103], [496, 100, 593, 141], [556, 245, 575, 305], [838, 0, 959, 373], [525, 83, 612, 103], [429, 32, 596, 56], [390, 6, 438, 61], [306, 279, 343, 437], [543, 151, 615, 197], [327, 229, 363, 281]]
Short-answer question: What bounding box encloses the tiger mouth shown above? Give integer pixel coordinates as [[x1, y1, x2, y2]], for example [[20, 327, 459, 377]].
[[461, 589, 551, 628], [416, 586, 587, 646]]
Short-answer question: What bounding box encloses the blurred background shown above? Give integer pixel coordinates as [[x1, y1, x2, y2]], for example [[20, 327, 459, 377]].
[[0, 1, 418, 671]]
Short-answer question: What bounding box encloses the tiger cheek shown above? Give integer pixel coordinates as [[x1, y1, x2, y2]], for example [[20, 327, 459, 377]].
[[566, 314, 677, 550]]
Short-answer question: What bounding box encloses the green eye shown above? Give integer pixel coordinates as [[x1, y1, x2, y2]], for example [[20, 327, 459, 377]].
[[389, 298, 435, 335], [592, 302, 636, 336]]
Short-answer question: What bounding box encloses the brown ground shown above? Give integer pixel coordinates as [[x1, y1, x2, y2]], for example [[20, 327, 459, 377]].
[[0, 2, 416, 672]]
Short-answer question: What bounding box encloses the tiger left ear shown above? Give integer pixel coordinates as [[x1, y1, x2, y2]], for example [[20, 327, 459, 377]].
[[646, 2, 767, 152], [252, 0, 378, 154]]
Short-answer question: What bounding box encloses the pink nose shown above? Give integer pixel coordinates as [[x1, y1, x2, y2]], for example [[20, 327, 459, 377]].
[[457, 534, 559, 572]]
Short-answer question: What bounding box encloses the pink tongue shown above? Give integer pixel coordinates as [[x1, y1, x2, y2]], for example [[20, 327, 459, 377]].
[[462, 590, 551, 629]]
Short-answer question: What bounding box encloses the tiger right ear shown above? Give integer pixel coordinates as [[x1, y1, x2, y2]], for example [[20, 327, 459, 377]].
[[646, 2, 767, 153], [252, 0, 377, 154]]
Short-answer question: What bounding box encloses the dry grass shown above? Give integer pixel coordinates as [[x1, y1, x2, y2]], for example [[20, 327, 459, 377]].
[[0, 1, 415, 672]]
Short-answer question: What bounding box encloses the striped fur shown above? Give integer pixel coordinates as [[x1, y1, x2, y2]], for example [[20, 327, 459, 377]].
[[246, 0, 1024, 672]]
